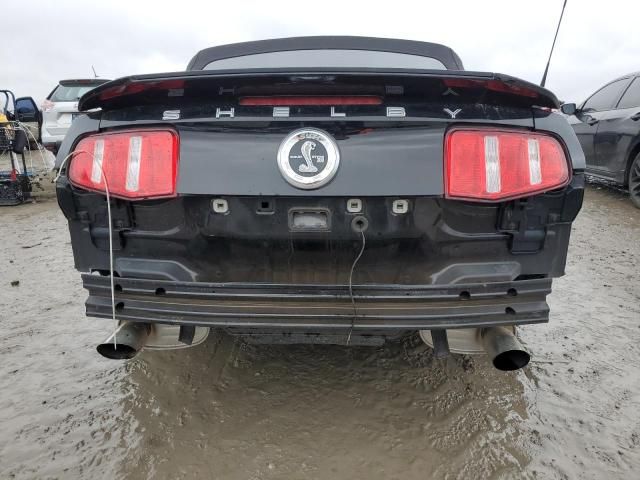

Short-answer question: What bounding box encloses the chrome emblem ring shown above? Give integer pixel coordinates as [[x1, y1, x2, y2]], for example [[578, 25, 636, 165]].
[[277, 128, 340, 189]]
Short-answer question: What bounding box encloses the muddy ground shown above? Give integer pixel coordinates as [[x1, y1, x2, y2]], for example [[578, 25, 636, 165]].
[[0, 183, 638, 479]]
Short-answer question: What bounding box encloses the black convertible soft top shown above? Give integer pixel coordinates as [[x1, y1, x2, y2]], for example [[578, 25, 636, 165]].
[[186, 36, 465, 71]]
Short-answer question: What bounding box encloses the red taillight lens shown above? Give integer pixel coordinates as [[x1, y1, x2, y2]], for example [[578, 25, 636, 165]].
[[68, 129, 178, 200], [445, 129, 569, 202]]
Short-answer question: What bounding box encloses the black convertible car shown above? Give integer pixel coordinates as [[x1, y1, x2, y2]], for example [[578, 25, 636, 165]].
[[55, 37, 584, 370], [564, 72, 640, 207]]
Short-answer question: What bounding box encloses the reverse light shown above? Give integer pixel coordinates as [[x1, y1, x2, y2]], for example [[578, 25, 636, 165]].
[[68, 129, 178, 200], [445, 129, 569, 202]]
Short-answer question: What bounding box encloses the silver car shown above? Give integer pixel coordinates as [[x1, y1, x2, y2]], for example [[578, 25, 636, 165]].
[[41, 79, 109, 153]]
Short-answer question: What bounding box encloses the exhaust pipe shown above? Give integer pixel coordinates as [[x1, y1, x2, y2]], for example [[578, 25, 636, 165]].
[[481, 326, 530, 371], [97, 321, 151, 360]]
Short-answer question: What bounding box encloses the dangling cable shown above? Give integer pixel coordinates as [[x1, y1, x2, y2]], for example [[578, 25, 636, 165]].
[[14, 121, 48, 172], [103, 177, 116, 348], [347, 230, 366, 345], [56, 150, 118, 348]]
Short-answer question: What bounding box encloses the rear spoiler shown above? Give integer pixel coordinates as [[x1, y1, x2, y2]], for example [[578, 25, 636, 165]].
[[60, 79, 111, 88], [79, 68, 560, 112]]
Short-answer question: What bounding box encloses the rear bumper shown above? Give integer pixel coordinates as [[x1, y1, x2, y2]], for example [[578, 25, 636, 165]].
[[82, 274, 551, 331], [62, 176, 582, 338]]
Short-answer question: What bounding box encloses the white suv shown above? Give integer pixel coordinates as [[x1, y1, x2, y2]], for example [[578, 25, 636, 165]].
[[41, 79, 109, 153]]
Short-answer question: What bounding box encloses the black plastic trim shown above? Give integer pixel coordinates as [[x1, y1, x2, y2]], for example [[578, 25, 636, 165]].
[[82, 275, 551, 330]]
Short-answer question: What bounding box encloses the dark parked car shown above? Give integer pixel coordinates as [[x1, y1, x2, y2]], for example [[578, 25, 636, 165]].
[[564, 72, 640, 207], [55, 37, 584, 370]]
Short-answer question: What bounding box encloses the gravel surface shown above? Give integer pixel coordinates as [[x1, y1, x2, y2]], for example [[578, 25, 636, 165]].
[[0, 183, 638, 479]]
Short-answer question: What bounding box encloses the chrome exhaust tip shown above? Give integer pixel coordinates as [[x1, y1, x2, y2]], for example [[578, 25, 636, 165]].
[[481, 326, 530, 371], [97, 322, 151, 360]]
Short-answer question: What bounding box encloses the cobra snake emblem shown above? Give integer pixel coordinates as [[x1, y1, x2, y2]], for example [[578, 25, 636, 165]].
[[299, 141, 319, 173]]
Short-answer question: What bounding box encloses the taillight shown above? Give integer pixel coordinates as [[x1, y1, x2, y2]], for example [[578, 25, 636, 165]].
[[444, 129, 569, 202], [239, 96, 383, 106], [68, 129, 178, 200], [41, 100, 55, 112]]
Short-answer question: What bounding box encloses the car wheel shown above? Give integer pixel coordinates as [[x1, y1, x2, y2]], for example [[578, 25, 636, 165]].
[[629, 153, 640, 209]]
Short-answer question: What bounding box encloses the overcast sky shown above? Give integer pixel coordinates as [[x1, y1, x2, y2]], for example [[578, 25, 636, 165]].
[[1, 0, 637, 105]]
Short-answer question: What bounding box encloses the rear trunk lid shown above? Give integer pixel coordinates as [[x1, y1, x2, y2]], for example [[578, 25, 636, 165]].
[[43, 102, 80, 135]]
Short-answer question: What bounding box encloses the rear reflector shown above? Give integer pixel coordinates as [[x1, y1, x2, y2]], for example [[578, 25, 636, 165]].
[[239, 96, 383, 106], [445, 129, 569, 202], [68, 129, 178, 200]]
